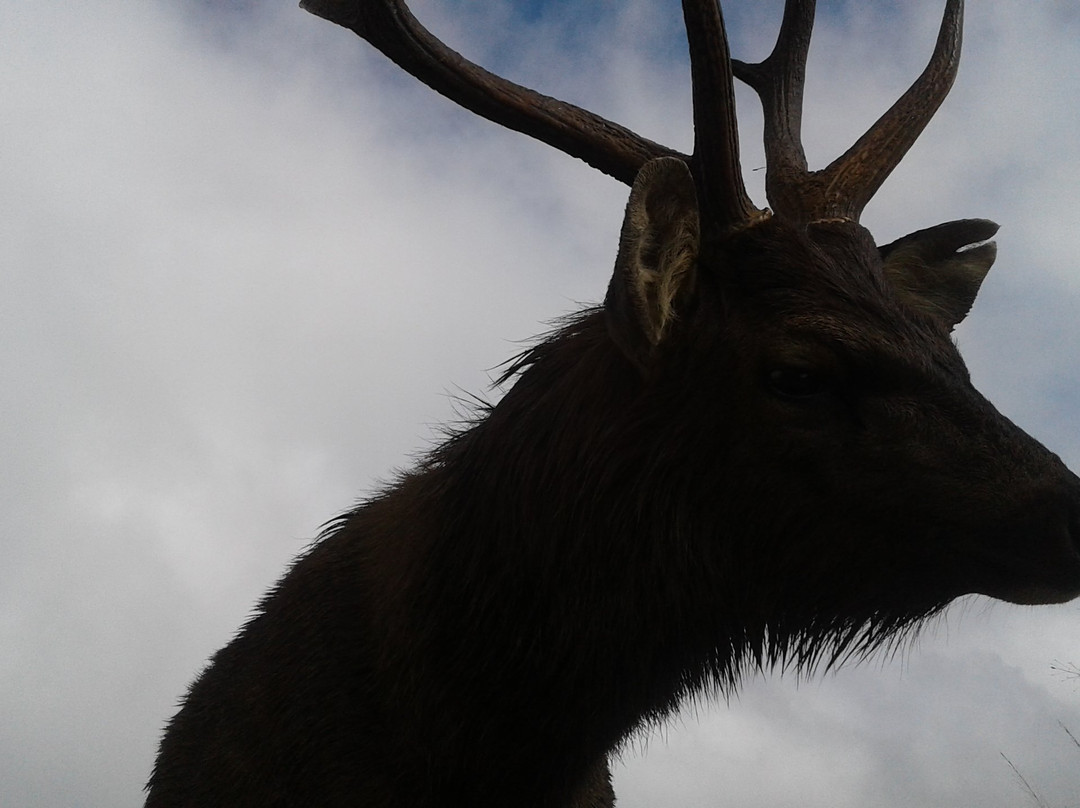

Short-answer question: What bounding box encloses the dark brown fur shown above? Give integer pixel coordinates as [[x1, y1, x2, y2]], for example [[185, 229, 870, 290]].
[[145, 215, 1080, 807]]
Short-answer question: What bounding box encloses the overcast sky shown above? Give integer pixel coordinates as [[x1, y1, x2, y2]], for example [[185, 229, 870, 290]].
[[2, 1, 1079, 806]]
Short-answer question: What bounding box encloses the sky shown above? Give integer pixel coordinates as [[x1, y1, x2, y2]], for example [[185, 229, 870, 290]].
[[2, 1, 1078, 806]]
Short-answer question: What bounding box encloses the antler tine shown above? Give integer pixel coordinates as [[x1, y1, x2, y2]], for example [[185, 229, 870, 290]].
[[823, 0, 963, 222], [299, 0, 684, 186], [682, 0, 765, 232], [731, 0, 815, 221], [732, 0, 964, 224]]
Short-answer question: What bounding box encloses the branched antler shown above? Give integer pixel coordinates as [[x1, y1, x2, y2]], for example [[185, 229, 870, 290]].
[[303, 0, 965, 230], [734, 0, 964, 223]]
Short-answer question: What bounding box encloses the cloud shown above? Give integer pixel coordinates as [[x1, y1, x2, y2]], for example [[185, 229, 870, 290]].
[[618, 649, 1080, 808], [1, 1, 1077, 806]]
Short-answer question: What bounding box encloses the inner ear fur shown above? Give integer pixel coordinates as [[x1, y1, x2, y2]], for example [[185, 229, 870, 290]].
[[880, 218, 999, 328], [605, 157, 701, 374]]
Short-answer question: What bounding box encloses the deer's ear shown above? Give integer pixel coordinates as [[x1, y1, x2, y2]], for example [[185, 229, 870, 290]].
[[880, 219, 999, 328], [605, 157, 701, 373]]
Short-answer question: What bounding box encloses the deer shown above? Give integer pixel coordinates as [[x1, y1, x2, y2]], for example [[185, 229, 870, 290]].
[[144, 0, 1080, 806]]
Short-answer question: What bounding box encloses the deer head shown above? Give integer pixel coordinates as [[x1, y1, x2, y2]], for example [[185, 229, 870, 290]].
[[300, 0, 1080, 617]]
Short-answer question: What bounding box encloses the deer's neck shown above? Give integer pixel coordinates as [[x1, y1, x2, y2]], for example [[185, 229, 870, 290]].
[[378, 311, 736, 773]]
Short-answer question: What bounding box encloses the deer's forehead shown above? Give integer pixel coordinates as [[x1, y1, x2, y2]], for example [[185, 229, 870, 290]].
[[719, 219, 885, 290], [772, 306, 967, 386], [727, 254, 897, 326], [781, 309, 941, 352]]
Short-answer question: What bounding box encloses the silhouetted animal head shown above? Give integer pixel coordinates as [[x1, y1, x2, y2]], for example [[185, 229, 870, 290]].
[[300, 0, 1080, 627]]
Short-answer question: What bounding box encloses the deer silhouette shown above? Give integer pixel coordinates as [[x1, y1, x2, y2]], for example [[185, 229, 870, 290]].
[[145, 1, 1080, 806]]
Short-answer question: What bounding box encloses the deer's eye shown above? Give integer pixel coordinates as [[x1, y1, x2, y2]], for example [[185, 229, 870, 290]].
[[766, 366, 829, 400]]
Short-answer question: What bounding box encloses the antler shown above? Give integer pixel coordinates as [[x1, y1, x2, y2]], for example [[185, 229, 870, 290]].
[[300, 0, 764, 234], [302, 0, 963, 231], [733, 0, 964, 224], [299, 0, 682, 185], [682, 0, 766, 231]]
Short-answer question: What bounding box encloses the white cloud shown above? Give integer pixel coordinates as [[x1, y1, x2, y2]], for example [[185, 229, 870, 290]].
[[1, 1, 1077, 806]]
